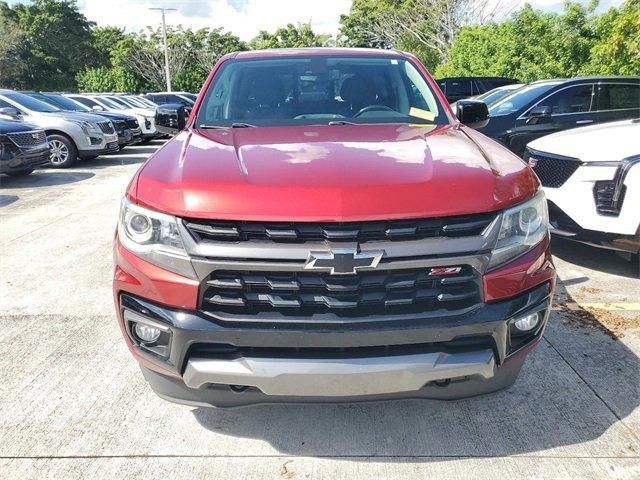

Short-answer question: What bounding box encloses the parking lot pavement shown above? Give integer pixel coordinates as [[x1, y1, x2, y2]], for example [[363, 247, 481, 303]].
[[1, 142, 639, 480]]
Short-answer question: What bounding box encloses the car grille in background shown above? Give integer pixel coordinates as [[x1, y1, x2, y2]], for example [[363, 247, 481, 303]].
[[113, 120, 127, 134], [199, 267, 481, 320], [7, 130, 47, 148], [526, 150, 581, 188], [126, 119, 139, 129], [97, 121, 115, 134], [184, 213, 496, 244]]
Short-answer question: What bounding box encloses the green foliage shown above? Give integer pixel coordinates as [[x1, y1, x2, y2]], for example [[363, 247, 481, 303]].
[[339, 0, 403, 48], [436, 1, 639, 81], [0, 0, 98, 90], [249, 23, 331, 49], [584, 0, 640, 75], [0, 16, 28, 89]]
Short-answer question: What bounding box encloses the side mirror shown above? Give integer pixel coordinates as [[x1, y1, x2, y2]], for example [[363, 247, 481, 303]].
[[0, 107, 21, 119], [456, 100, 489, 129], [92, 105, 104, 112], [526, 105, 551, 125], [155, 103, 187, 135]]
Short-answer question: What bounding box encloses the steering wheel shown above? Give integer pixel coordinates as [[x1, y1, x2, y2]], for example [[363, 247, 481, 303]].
[[353, 105, 395, 117]]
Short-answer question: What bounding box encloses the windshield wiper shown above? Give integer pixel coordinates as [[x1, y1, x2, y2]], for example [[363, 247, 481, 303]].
[[198, 122, 256, 129], [328, 120, 357, 126]]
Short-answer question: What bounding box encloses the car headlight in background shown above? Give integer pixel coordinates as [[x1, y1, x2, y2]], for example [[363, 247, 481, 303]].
[[488, 190, 549, 269], [118, 197, 196, 278], [71, 120, 101, 136]]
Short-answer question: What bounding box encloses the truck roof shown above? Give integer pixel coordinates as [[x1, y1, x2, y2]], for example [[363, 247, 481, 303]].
[[233, 47, 405, 60]]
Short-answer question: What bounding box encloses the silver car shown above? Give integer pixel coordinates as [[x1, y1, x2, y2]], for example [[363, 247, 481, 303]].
[[0, 90, 119, 168]]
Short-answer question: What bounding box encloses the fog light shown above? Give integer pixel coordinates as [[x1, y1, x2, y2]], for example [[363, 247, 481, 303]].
[[134, 323, 161, 343], [514, 312, 540, 332]]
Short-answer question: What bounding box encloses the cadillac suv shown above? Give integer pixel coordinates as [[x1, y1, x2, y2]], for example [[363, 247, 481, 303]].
[[114, 48, 556, 407]]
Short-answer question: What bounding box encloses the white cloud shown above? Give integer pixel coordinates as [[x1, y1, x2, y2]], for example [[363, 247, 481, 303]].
[[75, 0, 625, 40], [78, 0, 352, 40]]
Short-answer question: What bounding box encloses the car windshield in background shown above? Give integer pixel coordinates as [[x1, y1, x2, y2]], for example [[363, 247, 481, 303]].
[[99, 97, 128, 109], [40, 94, 88, 112], [4, 92, 60, 113], [475, 85, 522, 105], [196, 55, 446, 127], [105, 96, 131, 109], [488, 83, 559, 116]]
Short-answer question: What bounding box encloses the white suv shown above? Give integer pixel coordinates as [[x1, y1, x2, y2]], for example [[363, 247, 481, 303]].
[[526, 119, 640, 267]]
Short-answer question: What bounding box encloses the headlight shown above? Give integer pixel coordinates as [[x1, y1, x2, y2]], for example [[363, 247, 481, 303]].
[[488, 190, 549, 269], [71, 120, 100, 135], [118, 197, 195, 278]]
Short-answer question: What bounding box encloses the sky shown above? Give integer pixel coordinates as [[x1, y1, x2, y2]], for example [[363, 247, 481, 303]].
[[8, 0, 626, 40]]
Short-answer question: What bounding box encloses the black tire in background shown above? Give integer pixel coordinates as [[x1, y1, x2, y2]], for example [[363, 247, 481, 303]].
[[47, 134, 78, 168]]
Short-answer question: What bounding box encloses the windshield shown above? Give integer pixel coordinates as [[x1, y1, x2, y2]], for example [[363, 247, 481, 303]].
[[4, 92, 61, 112], [105, 96, 132, 109], [98, 97, 128, 109], [475, 85, 521, 105], [40, 94, 89, 112], [489, 83, 559, 116], [196, 55, 446, 127], [123, 96, 146, 108]]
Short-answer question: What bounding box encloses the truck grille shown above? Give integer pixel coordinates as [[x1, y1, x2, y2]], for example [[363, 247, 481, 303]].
[[7, 130, 47, 148], [199, 267, 481, 319], [527, 150, 581, 188], [97, 121, 115, 134], [184, 213, 495, 244]]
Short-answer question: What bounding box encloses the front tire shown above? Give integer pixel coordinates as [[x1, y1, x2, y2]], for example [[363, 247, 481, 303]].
[[48, 134, 78, 168]]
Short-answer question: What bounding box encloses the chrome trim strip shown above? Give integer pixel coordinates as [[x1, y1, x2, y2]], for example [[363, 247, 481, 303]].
[[179, 214, 502, 266], [183, 349, 496, 396]]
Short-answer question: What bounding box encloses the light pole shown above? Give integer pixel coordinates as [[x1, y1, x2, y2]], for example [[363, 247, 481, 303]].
[[149, 7, 177, 92]]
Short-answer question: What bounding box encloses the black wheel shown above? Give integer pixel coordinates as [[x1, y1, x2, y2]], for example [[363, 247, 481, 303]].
[[5, 168, 34, 177], [48, 134, 78, 168], [140, 137, 153, 144]]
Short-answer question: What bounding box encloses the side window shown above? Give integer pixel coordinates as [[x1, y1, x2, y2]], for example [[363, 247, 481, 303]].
[[596, 84, 640, 111], [540, 84, 594, 115], [0, 98, 14, 109]]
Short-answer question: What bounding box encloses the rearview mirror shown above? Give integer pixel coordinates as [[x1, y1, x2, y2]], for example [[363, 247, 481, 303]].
[[155, 103, 186, 135], [0, 107, 21, 119], [92, 105, 104, 112], [455, 100, 489, 129]]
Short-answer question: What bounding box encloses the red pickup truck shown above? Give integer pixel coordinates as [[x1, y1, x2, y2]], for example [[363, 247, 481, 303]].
[[114, 48, 555, 407]]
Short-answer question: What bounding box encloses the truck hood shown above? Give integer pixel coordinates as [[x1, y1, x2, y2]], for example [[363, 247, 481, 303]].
[[135, 123, 538, 221], [528, 119, 640, 162]]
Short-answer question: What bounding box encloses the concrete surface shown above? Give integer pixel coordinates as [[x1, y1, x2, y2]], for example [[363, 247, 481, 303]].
[[1, 142, 639, 479]]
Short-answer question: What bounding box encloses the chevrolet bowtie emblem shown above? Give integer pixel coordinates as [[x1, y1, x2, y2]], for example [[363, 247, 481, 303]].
[[304, 248, 384, 275]]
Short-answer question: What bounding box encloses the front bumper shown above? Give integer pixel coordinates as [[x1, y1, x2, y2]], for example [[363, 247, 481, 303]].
[[0, 147, 50, 173], [78, 133, 119, 156], [549, 201, 640, 254], [117, 280, 552, 407]]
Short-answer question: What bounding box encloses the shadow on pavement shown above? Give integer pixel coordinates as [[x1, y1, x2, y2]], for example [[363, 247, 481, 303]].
[[552, 237, 638, 279], [0, 171, 94, 188], [191, 280, 639, 458], [0, 195, 18, 207]]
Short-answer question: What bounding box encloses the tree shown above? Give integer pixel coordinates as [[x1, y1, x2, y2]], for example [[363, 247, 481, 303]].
[[249, 23, 331, 49], [0, 16, 28, 89], [339, 0, 403, 48], [434, 1, 609, 82], [584, 0, 640, 75], [1, 0, 98, 90]]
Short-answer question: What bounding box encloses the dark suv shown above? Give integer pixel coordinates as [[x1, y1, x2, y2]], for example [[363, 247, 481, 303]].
[[0, 118, 50, 177], [477, 77, 640, 157], [437, 77, 518, 103]]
